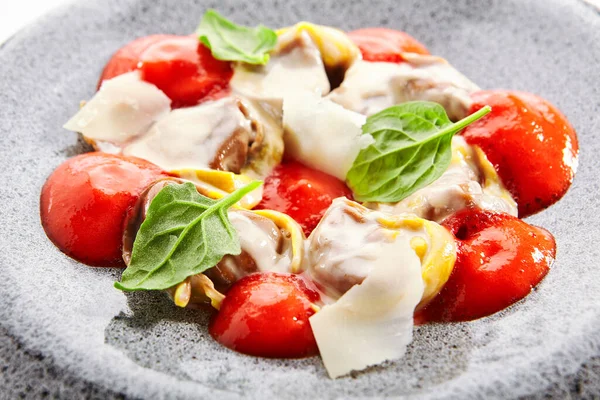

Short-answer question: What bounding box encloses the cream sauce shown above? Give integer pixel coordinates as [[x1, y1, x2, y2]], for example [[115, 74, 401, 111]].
[[121, 97, 254, 171], [236, 96, 284, 179], [228, 210, 293, 274], [306, 198, 432, 299], [366, 136, 518, 222], [327, 54, 479, 121]]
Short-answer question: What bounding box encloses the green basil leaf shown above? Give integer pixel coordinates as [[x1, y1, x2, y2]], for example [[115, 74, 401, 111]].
[[196, 9, 277, 65], [115, 180, 262, 291], [346, 102, 491, 203]]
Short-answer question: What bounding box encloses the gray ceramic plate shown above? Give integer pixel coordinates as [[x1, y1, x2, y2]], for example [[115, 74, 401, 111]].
[[1, 0, 600, 398]]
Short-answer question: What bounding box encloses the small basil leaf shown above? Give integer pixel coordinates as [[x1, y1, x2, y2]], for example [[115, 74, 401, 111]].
[[115, 180, 262, 291], [196, 9, 277, 65], [346, 102, 491, 203]]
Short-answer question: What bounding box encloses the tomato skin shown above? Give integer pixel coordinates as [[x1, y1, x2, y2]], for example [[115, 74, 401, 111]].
[[97, 34, 178, 88], [255, 161, 353, 236], [416, 208, 555, 323], [40, 153, 167, 267], [462, 90, 578, 217], [348, 28, 429, 63], [209, 272, 320, 358], [139, 36, 233, 108], [98, 35, 233, 108]]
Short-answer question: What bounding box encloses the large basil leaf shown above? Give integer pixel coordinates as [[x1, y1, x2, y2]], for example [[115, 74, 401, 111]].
[[115, 181, 262, 291], [346, 102, 491, 202], [196, 9, 277, 65]]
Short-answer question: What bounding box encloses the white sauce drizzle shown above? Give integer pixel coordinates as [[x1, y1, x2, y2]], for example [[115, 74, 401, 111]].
[[227, 211, 293, 274], [366, 136, 517, 221], [327, 55, 479, 121], [305, 198, 431, 377], [122, 98, 252, 171]]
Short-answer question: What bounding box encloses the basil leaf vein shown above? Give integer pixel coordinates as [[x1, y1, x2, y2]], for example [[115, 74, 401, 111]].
[[196, 9, 277, 65], [346, 102, 491, 203], [115, 180, 262, 291]]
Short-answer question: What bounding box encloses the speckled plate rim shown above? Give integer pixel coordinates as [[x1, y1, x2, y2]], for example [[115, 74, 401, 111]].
[[1, 0, 600, 399]]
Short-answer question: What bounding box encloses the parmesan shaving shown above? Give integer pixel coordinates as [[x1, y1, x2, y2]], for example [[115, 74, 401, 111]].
[[63, 71, 171, 145], [309, 238, 423, 379], [283, 90, 371, 181]]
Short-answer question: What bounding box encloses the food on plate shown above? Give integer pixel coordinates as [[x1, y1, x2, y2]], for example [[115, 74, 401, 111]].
[[461, 90, 578, 217], [255, 161, 354, 236], [138, 35, 233, 107], [416, 208, 556, 322], [41, 10, 579, 378], [210, 272, 320, 358], [327, 53, 479, 121], [306, 198, 456, 306], [364, 135, 517, 222], [347, 27, 430, 62], [40, 153, 167, 267]]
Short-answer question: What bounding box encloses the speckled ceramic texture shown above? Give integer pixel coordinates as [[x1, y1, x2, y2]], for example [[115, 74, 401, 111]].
[[1, 0, 599, 398]]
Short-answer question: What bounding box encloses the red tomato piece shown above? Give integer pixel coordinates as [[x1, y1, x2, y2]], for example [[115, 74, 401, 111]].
[[97, 34, 178, 88], [254, 161, 353, 236], [417, 208, 555, 323], [462, 90, 579, 217], [348, 28, 429, 63], [209, 272, 320, 358], [139, 36, 233, 108], [40, 153, 167, 267]]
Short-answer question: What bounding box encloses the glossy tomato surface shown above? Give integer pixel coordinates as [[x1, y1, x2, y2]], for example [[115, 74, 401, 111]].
[[40, 153, 166, 267], [417, 209, 555, 323], [209, 272, 320, 358], [139, 35, 233, 108], [255, 161, 353, 236], [462, 90, 579, 217], [98, 35, 233, 108], [348, 28, 429, 62], [97, 34, 178, 88]]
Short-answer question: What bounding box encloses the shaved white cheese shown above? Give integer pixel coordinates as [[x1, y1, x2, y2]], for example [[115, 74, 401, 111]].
[[283, 91, 371, 180], [327, 55, 479, 121], [276, 22, 360, 75], [309, 237, 423, 379], [63, 71, 171, 145], [122, 98, 252, 171], [307, 198, 426, 378], [231, 31, 330, 101]]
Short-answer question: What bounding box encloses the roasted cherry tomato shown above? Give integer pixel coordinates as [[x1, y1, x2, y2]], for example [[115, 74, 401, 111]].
[[98, 35, 233, 108], [209, 272, 320, 358], [416, 208, 555, 323], [97, 34, 178, 88], [40, 153, 167, 267], [462, 90, 579, 217], [255, 161, 353, 236], [138, 35, 233, 108], [348, 28, 429, 63]]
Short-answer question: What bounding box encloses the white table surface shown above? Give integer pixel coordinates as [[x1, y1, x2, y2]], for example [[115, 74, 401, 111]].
[[1, 0, 599, 45], [0, 0, 70, 44]]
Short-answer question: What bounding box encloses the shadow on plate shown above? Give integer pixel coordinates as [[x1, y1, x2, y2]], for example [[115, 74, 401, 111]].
[[103, 290, 474, 395], [59, 134, 94, 157]]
